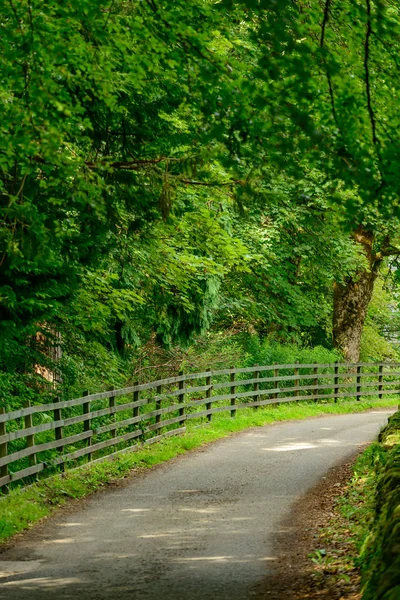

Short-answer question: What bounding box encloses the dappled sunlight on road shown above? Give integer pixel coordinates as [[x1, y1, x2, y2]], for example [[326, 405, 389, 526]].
[[263, 437, 344, 452]]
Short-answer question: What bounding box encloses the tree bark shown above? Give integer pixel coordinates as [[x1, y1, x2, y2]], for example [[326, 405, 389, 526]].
[[332, 226, 381, 363]]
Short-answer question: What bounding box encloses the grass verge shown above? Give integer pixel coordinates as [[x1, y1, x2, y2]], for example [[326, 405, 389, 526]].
[[0, 396, 398, 545]]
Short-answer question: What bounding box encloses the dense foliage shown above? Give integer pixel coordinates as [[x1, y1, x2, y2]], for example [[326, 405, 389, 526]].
[[1, 0, 400, 406]]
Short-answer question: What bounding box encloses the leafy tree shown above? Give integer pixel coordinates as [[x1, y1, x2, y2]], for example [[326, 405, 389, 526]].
[[0, 0, 255, 372], [239, 0, 400, 360]]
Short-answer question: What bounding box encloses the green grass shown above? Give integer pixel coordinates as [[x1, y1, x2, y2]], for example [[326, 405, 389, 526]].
[[0, 396, 398, 544]]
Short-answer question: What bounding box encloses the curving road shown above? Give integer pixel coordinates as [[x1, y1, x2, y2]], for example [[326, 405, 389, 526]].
[[0, 410, 393, 599]]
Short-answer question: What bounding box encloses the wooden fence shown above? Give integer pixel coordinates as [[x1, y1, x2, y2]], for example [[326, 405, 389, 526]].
[[1, 361, 399, 492]]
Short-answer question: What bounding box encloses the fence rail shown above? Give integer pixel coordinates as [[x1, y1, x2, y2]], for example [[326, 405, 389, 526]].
[[1, 361, 399, 492]]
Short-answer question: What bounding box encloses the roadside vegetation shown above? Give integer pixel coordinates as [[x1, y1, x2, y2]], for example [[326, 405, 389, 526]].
[[309, 410, 400, 599]]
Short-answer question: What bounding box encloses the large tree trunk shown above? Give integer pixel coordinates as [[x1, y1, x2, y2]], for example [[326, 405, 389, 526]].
[[332, 227, 381, 363]]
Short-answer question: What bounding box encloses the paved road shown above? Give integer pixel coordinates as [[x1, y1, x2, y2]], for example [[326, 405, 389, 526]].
[[0, 410, 393, 599]]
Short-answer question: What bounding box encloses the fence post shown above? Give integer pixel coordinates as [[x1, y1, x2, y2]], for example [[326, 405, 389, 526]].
[[0, 407, 9, 494], [313, 366, 318, 402], [155, 384, 162, 427], [25, 400, 38, 476], [83, 390, 92, 462], [133, 382, 140, 420], [52, 396, 64, 471], [230, 367, 236, 417], [108, 387, 116, 438], [206, 369, 212, 422], [274, 363, 279, 402], [178, 372, 185, 426], [356, 365, 361, 401], [378, 364, 383, 400], [334, 362, 339, 403], [294, 362, 299, 398], [253, 364, 260, 408]]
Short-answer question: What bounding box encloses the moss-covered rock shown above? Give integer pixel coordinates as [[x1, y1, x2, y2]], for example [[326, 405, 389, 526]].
[[361, 412, 400, 599]]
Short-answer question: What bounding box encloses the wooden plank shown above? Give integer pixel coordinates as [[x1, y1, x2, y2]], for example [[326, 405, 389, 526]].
[[378, 365, 383, 399], [10, 463, 45, 482], [143, 427, 186, 446], [0, 402, 146, 445], [66, 428, 186, 470], [51, 429, 145, 465], [211, 370, 392, 389], [186, 406, 232, 420], [146, 384, 212, 400], [92, 400, 183, 436], [93, 415, 142, 436], [0, 430, 93, 468], [146, 415, 187, 432]]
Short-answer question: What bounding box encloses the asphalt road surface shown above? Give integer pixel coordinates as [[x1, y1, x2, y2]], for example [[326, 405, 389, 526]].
[[0, 410, 393, 600]]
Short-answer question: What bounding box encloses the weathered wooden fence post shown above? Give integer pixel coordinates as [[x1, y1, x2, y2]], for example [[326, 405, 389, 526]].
[[230, 367, 236, 418], [294, 362, 299, 399], [274, 363, 279, 402], [206, 369, 212, 422], [334, 362, 339, 403], [53, 396, 64, 471], [378, 364, 383, 400], [155, 384, 162, 427], [0, 407, 9, 494], [25, 400, 37, 475], [356, 365, 362, 401], [253, 364, 260, 408], [108, 387, 116, 438], [83, 390, 92, 462], [313, 366, 318, 402], [178, 371, 185, 426], [133, 382, 140, 420]]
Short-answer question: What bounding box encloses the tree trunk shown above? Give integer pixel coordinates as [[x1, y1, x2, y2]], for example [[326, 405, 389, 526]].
[[332, 227, 381, 363]]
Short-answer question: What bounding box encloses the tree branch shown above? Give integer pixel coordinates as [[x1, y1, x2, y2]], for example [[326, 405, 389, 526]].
[[320, 1, 339, 128], [364, 0, 379, 148], [320, 0, 331, 47], [380, 246, 400, 258], [180, 179, 246, 187]]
